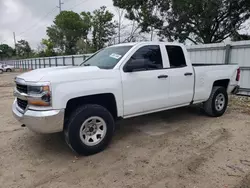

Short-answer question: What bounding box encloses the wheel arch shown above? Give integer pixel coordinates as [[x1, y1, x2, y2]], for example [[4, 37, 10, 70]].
[[213, 79, 230, 90], [64, 93, 118, 122]]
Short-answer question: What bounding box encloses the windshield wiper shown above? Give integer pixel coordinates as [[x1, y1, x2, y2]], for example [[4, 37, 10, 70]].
[[83, 64, 90, 66]]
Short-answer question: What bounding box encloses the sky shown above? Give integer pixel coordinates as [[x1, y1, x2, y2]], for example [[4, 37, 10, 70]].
[[0, 0, 114, 49]]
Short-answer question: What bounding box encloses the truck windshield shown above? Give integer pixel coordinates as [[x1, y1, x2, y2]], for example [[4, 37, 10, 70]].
[[81, 46, 132, 69]]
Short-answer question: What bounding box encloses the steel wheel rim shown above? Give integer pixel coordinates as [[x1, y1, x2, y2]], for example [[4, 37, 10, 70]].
[[79, 116, 107, 146], [215, 93, 225, 111]]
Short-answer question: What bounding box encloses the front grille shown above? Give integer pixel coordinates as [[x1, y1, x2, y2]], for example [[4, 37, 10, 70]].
[[16, 84, 28, 94], [17, 98, 28, 110]]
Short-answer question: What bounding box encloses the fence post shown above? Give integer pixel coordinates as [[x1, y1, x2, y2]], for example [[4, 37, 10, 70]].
[[55, 57, 58, 67], [49, 58, 51, 67], [43, 58, 46, 68], [224, 44, 231, 64], [63, 56, 65, 66], [31, 59, 33, 70], [35, 59, 37, 69], [72, 56, 75, 66], [39, 59, 41, 68]]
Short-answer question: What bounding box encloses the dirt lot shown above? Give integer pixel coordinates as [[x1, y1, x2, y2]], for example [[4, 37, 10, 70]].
[[1, 72, 250, 188]]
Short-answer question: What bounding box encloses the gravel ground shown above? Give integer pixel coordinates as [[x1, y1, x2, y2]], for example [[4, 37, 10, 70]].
[[0, 72, 250, 188]]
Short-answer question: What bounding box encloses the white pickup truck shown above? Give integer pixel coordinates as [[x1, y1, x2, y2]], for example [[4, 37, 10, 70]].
[[12, 42, 240, 155]]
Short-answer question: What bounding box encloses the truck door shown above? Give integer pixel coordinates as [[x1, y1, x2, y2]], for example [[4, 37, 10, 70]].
[[121, 45, 170, 116], [165, 45, 194, 107]]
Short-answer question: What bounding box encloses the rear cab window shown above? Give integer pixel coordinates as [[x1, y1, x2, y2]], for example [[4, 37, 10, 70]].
[[165, 46, 186, 68]]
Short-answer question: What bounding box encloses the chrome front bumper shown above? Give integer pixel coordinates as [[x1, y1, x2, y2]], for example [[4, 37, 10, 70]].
[[12, 100, 65, 133]]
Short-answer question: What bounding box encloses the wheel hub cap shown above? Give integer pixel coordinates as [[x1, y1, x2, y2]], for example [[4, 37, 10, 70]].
[[79, 116, 107, 146], [215, 93, 225, 111]]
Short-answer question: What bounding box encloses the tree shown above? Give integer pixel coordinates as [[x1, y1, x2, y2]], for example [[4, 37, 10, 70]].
[[47, 11, 92, 55], [16, 39, 32, 58], [91, 6, 117, 50], [0, 44, 14, 60], [115, 7, 125, 44], [113, 0, 250, 44], [76, 38, 94, 54], [163, 0, 250, 44], [232, 33, 250, 41], [41, 39, 56, 57], [113, 0, 170, 40]]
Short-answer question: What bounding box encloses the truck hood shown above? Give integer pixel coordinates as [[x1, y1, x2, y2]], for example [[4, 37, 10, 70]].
[[17, 66, 118, 83]]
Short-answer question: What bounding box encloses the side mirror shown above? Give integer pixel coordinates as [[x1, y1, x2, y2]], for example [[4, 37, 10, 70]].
[[124, 59, 145, 72]]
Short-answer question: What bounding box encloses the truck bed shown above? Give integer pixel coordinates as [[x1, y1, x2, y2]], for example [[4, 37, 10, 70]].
[[192, 64, 239, 103], [192, 63, 237, 66]]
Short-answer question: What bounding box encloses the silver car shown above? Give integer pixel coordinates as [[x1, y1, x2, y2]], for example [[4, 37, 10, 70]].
[[1, 64, 14, 72]]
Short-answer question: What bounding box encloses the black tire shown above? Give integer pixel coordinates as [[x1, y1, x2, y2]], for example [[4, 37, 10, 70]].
[[0, 69, 3, 74], [6, 69, 12, 72], [203, 86, 228, 117], [64, 104, 115, 155]]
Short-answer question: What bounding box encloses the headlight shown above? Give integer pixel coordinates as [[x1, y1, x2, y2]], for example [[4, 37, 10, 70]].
[[27, 85, 51, 107]]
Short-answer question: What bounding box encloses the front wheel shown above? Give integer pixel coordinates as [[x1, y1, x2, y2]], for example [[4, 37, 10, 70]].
[[0, 69, 3, 74], [64, 104, 115, 155], [203, 86, 228, 117]]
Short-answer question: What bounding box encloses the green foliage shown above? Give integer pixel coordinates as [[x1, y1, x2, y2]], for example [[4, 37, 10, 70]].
[[41, 39, 56, 57], [76, 38, 95, 54], [164, 0, 250, 44], [114, 0, 250, 44], [47, 11, 92, 55], [91, 6, 116, 50], [0, 44, 14, 60], [16, 40, 32, 58]]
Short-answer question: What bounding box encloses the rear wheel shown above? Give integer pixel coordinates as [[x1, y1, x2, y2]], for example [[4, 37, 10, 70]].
[[64, 104, 115, 155], [0, 69, 3, 74], [6, 69, 12, 72], [203, 86, 228, 117]]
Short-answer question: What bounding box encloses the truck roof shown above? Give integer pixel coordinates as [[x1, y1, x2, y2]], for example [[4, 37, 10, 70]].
[[110, 41, 184, 47]]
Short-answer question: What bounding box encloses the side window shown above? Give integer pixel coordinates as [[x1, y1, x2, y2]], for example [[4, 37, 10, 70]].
[[127, 45, 163, 71], [165, 46, 186, 68]]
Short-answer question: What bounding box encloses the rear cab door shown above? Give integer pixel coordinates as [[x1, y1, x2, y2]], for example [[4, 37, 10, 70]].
[[164, 45, 195, 107]]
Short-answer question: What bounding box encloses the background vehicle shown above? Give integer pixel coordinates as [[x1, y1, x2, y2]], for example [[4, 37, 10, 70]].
[[12, 42, 240, 155], [1, 64, 15, 72]]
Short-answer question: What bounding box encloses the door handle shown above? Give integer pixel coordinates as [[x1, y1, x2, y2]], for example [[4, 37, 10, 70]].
[[184, 72, 193, 76], [158, 75, 168, 79]]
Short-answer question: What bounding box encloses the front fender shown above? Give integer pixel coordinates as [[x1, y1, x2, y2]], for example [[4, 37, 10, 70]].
[[51, 78, 123, 117]]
